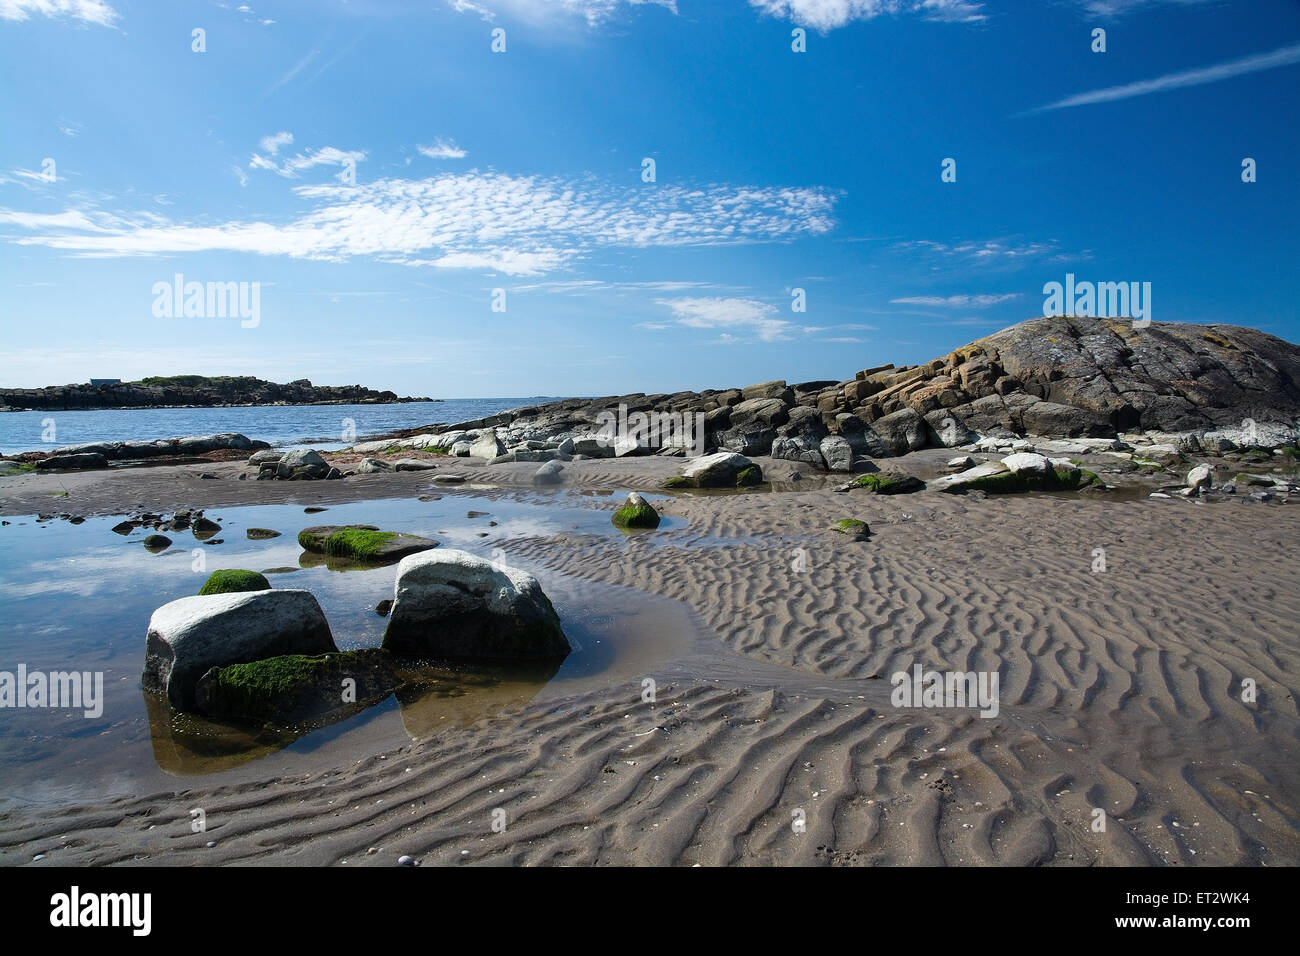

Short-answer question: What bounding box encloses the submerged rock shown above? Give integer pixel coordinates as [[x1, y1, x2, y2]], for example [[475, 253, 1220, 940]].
[[382, 549, 569, 661], [193, 648, 397, 725], [143, 589, 337, 709]]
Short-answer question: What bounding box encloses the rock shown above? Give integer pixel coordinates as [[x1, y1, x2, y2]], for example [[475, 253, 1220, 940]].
[[770, 435, 826, 468], [1130, 444, 1183, 466], [1187, 463, 1214, 491], [837, 472, 925, 494], [532, 460, 565, 486], [246, 528, 281, 540], [870, 407, 928, 456], [947, 456, 975, 470], [275, 449, 329, 480], [143, 534, 172, 552], [376, 599, 393, 617], [1001, 452, 1053, 475], [112, 520, 135, 535], [469, 430, 507, 459], [248, 449, 283, 465], [298, 525, 437, 562], [394, 459, 439, 471], [198, 569, 271, 595], [819, 435, 854, 472], [142, 589, 337, 709], [741, 380, 795, 403], [381, 550, 570, 661], [927, 462, 1010, 493], [674, 452, 763, 488], [194, 648, 397, 724], [451, 440, 473, 457], [192, 517, 222, 539], [612, 492, 660, 529], [432, 474, 466, 484], [832, 518, 871, 540], [36, 453, 108, 471], [357, 457, 394, 473], [325, 467, 343, 480]]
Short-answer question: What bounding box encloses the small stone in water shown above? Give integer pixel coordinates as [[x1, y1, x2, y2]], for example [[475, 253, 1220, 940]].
[[398, 855, 417, 866]]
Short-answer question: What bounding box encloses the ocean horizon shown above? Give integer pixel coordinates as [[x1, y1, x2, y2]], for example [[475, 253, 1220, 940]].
[[0, 398, 566, 456]]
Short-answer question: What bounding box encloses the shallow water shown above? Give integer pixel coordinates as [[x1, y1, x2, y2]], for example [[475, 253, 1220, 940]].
[[0, 398, 560, 456], [0, 490, 704, 806]]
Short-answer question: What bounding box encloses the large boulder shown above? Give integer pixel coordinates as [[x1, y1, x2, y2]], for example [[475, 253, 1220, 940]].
[[275, 448, 329, 480], [381, 550, 570, 661], [298, 525, 437, 562], [819, 435, 854, 472], [869, 407, 929, 456], [670, 452, 763, 488], [143, 590, 336, 709], [770, 435, 825, 467], [470, 430, 507, 459]]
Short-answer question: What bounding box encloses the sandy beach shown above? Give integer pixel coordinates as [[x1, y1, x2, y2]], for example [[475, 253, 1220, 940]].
[[2, 451, 1296, 867]]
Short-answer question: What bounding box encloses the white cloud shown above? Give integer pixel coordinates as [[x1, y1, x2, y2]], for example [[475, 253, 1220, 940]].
[[447, 0, 677, 26], [896, 239, 1063, 261], [891, 293, 1019, 307], [249, 145, 366, 180], [1029, 42, 1300, 113], [418, 139, 468, 160], [259, 131, 293, 156], [0, 0, 117, 26], [659, 297, 796, 342], [748, 0, 984, 31], [1, 172, 836, 277]]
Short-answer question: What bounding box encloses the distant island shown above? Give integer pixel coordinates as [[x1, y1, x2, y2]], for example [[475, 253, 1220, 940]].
[[0, 376, 434, 411]]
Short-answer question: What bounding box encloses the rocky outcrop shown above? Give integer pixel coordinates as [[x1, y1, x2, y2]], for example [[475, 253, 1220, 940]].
[[360, 319, 1299, 473], [381, 550, 570, 661], [0, 376, 429, 411]]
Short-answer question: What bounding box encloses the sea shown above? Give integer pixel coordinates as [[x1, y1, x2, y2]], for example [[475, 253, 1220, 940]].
[[0, 398, 565, 456]]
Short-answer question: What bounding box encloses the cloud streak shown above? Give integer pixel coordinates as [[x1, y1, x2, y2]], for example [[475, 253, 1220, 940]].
[[1029, 42, 1300, 113], [1, 171, 837, 276], [0, 0, 116, 26]]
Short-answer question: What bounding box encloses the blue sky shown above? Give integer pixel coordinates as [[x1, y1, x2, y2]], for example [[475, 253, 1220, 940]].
[[2, 0, 1297, 398]]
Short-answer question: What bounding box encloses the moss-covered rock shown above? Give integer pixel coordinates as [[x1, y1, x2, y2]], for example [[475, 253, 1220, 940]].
[[735, 465, 763, 486], [612, 492, 660, 529], [832, 518, 871, 540], [298, 524, 436, 562], [246, 527, 281, 540], [845, 472, 925, 494], [661, 475, 690, 489], [193, 649, 398, 725], [199, 569, 271, 595], [965, 466, 1103, 495]]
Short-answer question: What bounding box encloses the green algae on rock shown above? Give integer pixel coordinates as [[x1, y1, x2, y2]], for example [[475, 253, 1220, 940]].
[[199, 569, 271, 595]]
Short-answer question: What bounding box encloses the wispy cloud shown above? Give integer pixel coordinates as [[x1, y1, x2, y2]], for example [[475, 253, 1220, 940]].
[[895, 239, 1071, 262], [418, 139, 468, 160], [1, 172, 837, 276], [249, 145, 366, 181], [0, 0, 117, 26], [891, 293, 1020, 307], [446, 0, 678, 27], [658, 296, 797, 342], [1029, 42, 1300, 113], [749, 0, 985, 31]]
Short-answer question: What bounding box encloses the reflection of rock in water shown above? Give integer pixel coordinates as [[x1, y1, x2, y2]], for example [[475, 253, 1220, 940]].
[[298, 550, 399, 572], [395, 661, 559, 738], [144, 688, 297, 776]]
